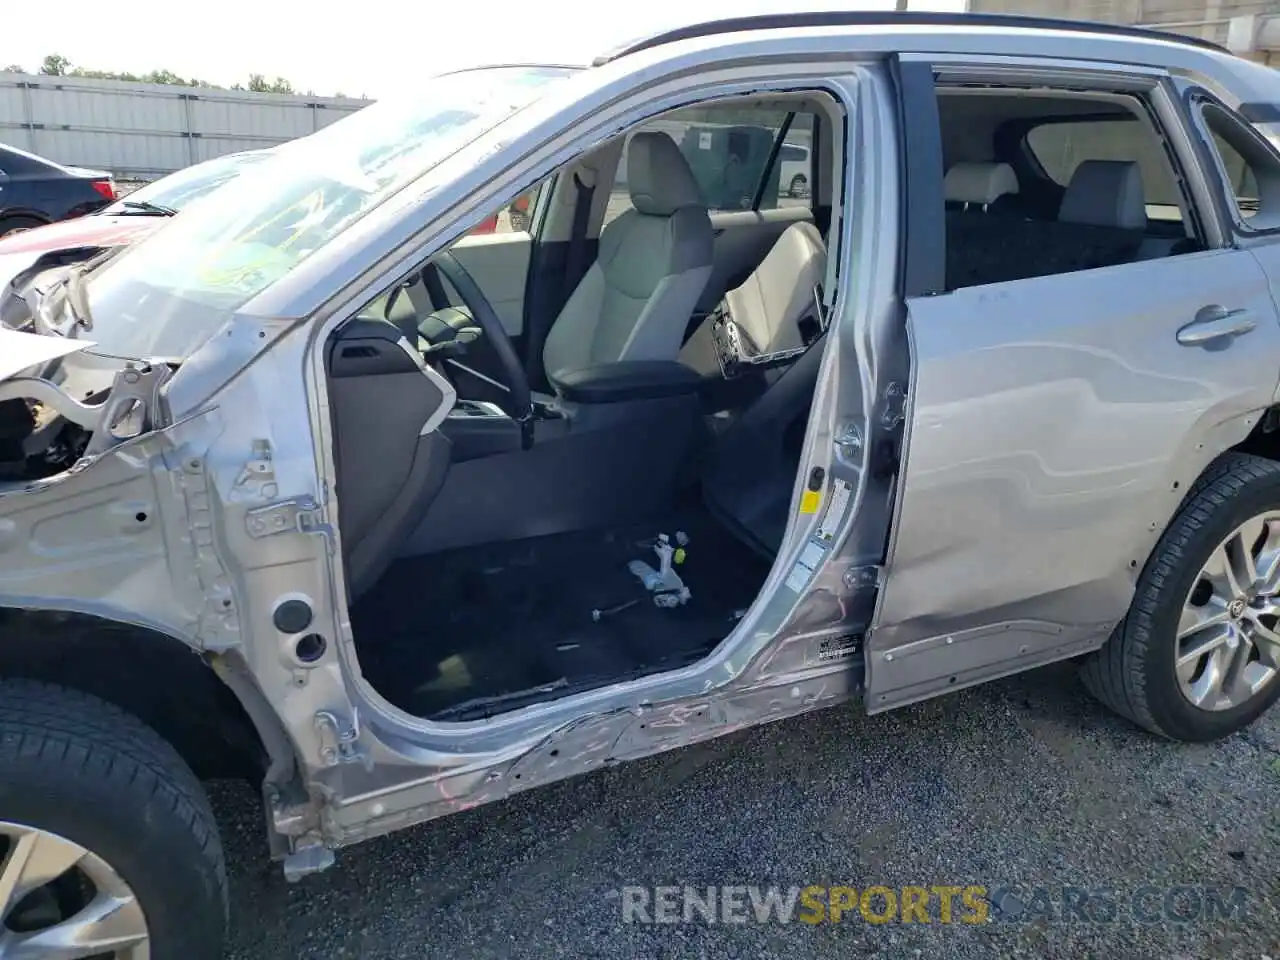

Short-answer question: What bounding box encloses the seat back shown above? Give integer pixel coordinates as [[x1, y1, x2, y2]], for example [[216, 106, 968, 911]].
[[1057, 159, 1147, 229], [542, 132, 713, 379], [720, 221, 827, 356]]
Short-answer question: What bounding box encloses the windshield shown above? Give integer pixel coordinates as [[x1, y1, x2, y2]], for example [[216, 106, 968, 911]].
[[79, 66, 573, 361], [101, 151, 275, 216]]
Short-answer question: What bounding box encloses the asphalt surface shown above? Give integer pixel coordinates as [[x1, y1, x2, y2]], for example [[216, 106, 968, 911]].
[[212, 662, 1279, 960]]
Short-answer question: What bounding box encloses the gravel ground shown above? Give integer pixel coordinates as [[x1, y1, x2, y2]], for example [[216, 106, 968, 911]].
[[211, 661, 1279, 960]]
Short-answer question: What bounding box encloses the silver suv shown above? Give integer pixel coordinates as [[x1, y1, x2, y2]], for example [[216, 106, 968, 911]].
[[3, 12, 1280, 958]]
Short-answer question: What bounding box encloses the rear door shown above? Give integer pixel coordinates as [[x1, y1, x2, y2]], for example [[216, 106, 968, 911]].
[[867, 62, 1280, 712]]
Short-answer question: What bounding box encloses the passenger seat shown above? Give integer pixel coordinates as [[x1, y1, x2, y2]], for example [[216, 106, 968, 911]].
[[722, 221, 827, 355], [1057, 159, 1146, 231], [680, 222, 826, 375]]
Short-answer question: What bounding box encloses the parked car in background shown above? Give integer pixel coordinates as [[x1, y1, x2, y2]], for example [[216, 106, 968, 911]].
[[470, 189, 536, 234], [0, 142, 117, 237], [0, 149, 274, 313], [779, 141, 811, 196], [0, 148, 272, 260]]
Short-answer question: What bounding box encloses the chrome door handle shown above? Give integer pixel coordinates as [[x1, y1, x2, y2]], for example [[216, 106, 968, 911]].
[[1176, 306, 1257, 347]]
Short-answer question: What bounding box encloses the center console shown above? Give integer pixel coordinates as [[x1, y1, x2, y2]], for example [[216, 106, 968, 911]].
[[408, 360, 707, 556]]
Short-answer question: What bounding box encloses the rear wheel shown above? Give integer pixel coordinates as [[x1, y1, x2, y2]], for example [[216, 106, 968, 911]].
[[1082, 453, 1280, 741], [787, 174, 808, 198], [0, 681, 227, 960], [0, 216, 44, 239]]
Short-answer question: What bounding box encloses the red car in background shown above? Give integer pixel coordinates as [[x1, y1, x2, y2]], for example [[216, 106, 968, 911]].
[[471, 190, 534, 234]]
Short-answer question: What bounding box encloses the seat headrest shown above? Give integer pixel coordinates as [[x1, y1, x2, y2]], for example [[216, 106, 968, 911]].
[[627, 132, 704, 216], [1058, 160, 1146, 230], [944, 162, 1018, 206]]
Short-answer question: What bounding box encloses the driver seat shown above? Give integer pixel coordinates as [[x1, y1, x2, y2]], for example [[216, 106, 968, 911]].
[[542, 132, 714, 381]]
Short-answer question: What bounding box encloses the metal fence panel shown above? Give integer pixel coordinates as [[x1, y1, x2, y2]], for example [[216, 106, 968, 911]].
[[0, 72, 368, 178]]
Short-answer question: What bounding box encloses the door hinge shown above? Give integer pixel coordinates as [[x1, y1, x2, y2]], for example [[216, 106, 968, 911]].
[[314, 709, 369, 769], [246, 495, 333, 548]]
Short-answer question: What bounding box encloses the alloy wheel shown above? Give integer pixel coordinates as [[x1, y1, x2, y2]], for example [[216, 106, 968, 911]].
[[1177, 511, 1280, 711], [0, 822, 149, 960]]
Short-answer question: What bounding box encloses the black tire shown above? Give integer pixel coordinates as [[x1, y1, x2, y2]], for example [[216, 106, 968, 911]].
[[1081, 452, 1280, 741], [788, 174, 808, 198], [0, 215, 45, 238], [0, 680, 227, 959]]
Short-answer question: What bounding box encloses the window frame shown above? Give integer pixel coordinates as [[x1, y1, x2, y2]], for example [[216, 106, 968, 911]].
[[1180, 86, 1280, 239], [918, 56, 1234, 254]]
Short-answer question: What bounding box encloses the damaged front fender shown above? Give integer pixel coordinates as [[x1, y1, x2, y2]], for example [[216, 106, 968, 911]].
[[0, 405, 236, 651]]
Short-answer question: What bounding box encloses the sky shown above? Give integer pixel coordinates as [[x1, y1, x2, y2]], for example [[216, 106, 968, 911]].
[[1, 0, 966, 99]]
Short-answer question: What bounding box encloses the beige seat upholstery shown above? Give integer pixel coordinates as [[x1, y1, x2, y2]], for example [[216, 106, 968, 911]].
[[542, 132, 713, 378], [944, 161, 1018, 208], [1058, 159, 1146, 229], [721, 221, 827, 356]]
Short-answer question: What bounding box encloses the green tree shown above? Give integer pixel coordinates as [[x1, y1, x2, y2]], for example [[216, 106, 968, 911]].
[[2, 64, 25, 74], [40, 54, 71, 76], [247, 73, 295, 94], [31, 55, 320, 95]]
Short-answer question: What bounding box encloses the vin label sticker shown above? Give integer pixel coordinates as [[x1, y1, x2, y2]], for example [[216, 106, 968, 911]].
[[815, 633, 861, 664]]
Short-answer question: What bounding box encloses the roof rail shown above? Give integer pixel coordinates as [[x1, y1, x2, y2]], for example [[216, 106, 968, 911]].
[[591, 11, 1229, 66]]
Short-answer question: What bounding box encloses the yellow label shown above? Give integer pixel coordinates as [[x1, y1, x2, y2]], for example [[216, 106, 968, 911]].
[[800, 489, 821, 514]]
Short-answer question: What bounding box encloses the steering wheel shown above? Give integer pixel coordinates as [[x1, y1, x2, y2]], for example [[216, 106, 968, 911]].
[[430, 251, 535, 447]]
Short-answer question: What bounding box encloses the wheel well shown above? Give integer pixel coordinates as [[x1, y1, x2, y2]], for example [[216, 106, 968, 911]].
[[1232, 406, 1280, 462], [0, 211, 51, 226], [0, 608, 272, 781]]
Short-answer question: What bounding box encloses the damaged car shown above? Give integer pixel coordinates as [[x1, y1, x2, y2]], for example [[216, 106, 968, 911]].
[[4, 11, 1280, 958]]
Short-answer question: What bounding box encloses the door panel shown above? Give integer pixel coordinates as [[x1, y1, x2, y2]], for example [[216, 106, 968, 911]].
[[450, 231, 533, 335], [698, 207, 814, 312], [869, 249, 1280, 710]]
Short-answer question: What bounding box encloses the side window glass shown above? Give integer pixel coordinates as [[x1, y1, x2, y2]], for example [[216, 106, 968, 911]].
[[605, 107, 814, 226], [465, 185, 543, 237], [1194, 100, 1280, 229]]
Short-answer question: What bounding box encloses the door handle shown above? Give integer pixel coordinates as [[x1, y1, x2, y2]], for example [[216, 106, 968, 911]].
[[1176, 305, 1257, 347]]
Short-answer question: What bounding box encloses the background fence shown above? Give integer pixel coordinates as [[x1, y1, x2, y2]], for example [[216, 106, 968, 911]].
[[0, 72, 368, 179]]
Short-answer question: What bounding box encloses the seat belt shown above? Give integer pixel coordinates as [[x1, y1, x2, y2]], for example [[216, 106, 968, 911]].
[[564, 170, 595, 295]]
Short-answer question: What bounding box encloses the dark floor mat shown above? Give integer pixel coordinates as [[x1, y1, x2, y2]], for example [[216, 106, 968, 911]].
[[352, 509, 772, 720]]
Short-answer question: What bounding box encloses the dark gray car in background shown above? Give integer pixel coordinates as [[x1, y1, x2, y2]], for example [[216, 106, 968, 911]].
[[0, 141, 117, 237]]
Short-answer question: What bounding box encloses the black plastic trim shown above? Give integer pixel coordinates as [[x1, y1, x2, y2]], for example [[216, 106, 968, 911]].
[[592, 12, 1227, 66], [549, 360, 705, 404], [1239, 102, 1280, 124], [752, 112, 796, 210], [892, 57, 946, 299]]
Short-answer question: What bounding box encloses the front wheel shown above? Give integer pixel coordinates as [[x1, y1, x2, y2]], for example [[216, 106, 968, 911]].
[[0, 216, 44, 239], [1082, 452, 1280, 741], [0, 681, 227, 959]]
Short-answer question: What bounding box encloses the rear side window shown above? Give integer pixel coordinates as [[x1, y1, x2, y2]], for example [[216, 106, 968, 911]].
[[605, 106, 815, 225], [1026, 118, 1185, 221], [1191, 97, 1280, 231]]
